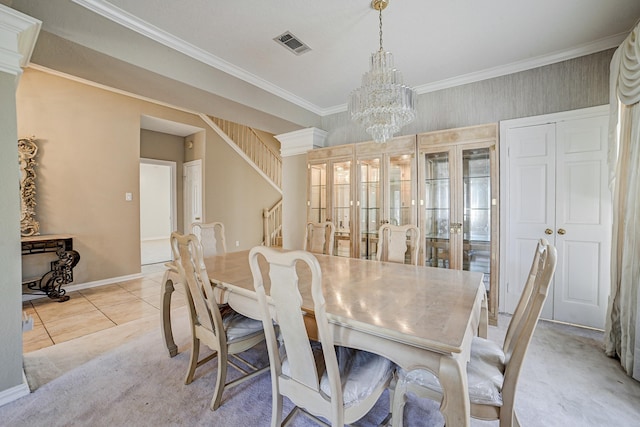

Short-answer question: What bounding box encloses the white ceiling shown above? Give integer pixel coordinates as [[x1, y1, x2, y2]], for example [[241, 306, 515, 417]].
[[8, 0, 640, 118]]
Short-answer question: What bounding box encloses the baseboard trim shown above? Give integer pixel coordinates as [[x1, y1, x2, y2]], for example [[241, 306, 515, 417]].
[[21, 272, 145, 302], [0, 371, 30, 407]]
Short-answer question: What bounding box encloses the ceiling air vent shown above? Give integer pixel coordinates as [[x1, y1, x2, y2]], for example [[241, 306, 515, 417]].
[[274, 31, 311, 55]]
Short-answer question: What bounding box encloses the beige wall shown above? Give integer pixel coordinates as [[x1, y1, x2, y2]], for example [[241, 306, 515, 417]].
[[17, 68, 279, 283], [202, 130, 281, 250], [140, 129, 185, 233], [0, 70, 24, 396]]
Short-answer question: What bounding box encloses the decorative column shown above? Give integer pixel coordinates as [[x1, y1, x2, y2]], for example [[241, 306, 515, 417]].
[[0, 3, 41, 406], [275, 127, 327, 250]]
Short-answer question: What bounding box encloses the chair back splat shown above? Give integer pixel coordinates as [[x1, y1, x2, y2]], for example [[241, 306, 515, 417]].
[[303, 221, 336, 255], [376, 224, 420, 265], [249, 246, 394, 427], [191, 221, 227, 257]]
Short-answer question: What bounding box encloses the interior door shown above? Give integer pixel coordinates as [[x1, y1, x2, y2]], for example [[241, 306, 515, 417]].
[[504, 113, 611, 329], [183, 159, 202, 232]]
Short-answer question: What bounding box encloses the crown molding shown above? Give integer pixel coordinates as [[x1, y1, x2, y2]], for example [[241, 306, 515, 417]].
[[72, 0, 323, 116], [413, 32, 626, 95], [0, 4, 41, 77], [276, 128, 328, 157]]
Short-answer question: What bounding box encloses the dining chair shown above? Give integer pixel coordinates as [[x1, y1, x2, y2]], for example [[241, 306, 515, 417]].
[[376, 224, 421, 265], [391, 239, 557, 427], [171, 232, 269, 411], [191, 221, 227, 257], [303, 221, 336, 255], [248, 246, 395, 427]]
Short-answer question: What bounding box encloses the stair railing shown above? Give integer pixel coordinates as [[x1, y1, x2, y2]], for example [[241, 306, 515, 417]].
[[263, 199, 283, 247]]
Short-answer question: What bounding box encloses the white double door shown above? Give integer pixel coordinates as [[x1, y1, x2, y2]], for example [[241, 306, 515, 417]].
[[501, 107, 611, 329]]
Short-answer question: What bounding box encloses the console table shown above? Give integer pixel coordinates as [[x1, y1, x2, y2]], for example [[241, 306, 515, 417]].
[[21, 234, 80, 302]]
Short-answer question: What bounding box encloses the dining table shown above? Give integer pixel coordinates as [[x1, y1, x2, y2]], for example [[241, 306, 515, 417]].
[[160, 249, 487, 427]]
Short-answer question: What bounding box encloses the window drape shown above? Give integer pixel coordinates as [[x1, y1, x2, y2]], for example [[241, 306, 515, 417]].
[[605, 21, 640, 381]]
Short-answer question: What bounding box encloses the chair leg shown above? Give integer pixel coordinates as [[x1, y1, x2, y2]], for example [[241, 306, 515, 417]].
[[184, 336, 200, 385], [513, 411, 521, 427], [210, 350, 228, 410], [271, 386, 283, 427], [390, 379, 408, 427], [160, 272, 178, 357]]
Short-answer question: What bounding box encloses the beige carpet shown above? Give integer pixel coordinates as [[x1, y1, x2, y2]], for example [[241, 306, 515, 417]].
[[3, 312, 640, 426], [22, 307, 188, 391]]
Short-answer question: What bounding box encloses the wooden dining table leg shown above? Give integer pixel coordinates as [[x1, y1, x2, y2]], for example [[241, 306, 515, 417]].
[[161, 266, 179, 357], [438, 355, 471, 427]]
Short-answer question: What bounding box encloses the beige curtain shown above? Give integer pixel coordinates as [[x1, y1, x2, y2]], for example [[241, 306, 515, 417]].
[[605, 21, 640, 380]]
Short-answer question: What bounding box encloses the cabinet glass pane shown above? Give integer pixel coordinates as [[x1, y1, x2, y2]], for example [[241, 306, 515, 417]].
[[388, 154, 413, 226], [359, 158, 380, 260], [462, 148, 491, 289], [423, 152, 450, 268], [333, 160, 351, 257], [308, 163, 327, 223]]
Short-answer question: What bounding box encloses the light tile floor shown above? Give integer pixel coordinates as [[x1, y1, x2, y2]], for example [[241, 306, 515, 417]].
[[22, 263, 185, 353]]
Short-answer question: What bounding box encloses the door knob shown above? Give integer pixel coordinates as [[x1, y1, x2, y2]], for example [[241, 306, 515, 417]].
[[557, 228, 566, 235], [545, 228, 553, 235]]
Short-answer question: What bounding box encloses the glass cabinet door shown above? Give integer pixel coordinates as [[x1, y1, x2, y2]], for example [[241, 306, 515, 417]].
[[359, 158, 381, 260], [387, 154, 414, 226], [462, 147, 492, 288], [308, 163, 327, 223], [332, 160, 352, 257], [423, 151, 451, 268]]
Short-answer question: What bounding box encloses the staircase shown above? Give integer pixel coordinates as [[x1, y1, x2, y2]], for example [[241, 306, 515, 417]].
[[200, 114, 283, 247]]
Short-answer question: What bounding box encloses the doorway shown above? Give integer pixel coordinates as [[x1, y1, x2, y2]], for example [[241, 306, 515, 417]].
[[140, 158, 177, 265]]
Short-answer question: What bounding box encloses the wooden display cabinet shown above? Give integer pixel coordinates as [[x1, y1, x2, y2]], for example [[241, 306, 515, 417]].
[[355, 135, 417, 260], [307, 144, 356, 258], [418, 124, 499, 325]]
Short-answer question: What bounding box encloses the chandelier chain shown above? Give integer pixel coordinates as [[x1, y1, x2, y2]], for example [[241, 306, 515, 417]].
[[378, 7, 384, 52]]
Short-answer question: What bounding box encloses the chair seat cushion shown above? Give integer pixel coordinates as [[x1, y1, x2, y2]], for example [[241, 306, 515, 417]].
[[471, 336, 505, 367], [319, 347, 394, 408], [223, 311, 264, 342], [399, 337, 505, 407]]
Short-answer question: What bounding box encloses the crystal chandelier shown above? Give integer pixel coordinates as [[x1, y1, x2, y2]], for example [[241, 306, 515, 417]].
[[348, 0, 417, 143]]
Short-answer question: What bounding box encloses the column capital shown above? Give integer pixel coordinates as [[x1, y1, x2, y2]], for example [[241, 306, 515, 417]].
[[0, 4, 41, 77], [276, 127, 327, 157]]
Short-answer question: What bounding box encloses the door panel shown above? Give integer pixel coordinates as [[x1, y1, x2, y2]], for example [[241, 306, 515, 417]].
[[183, 160, 202, 232], [505, 124, 556, 316], [553, 116, 610, 328]]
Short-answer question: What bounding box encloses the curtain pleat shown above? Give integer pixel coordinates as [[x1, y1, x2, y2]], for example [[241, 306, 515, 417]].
[[605, 20, 640, 380]]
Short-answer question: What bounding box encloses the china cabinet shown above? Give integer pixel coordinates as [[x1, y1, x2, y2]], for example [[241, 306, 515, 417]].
[[305, 124, 499, 324], [355, 136, 417, 260], [418, 124, 499, 324], [307, 144, 355, 257]]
